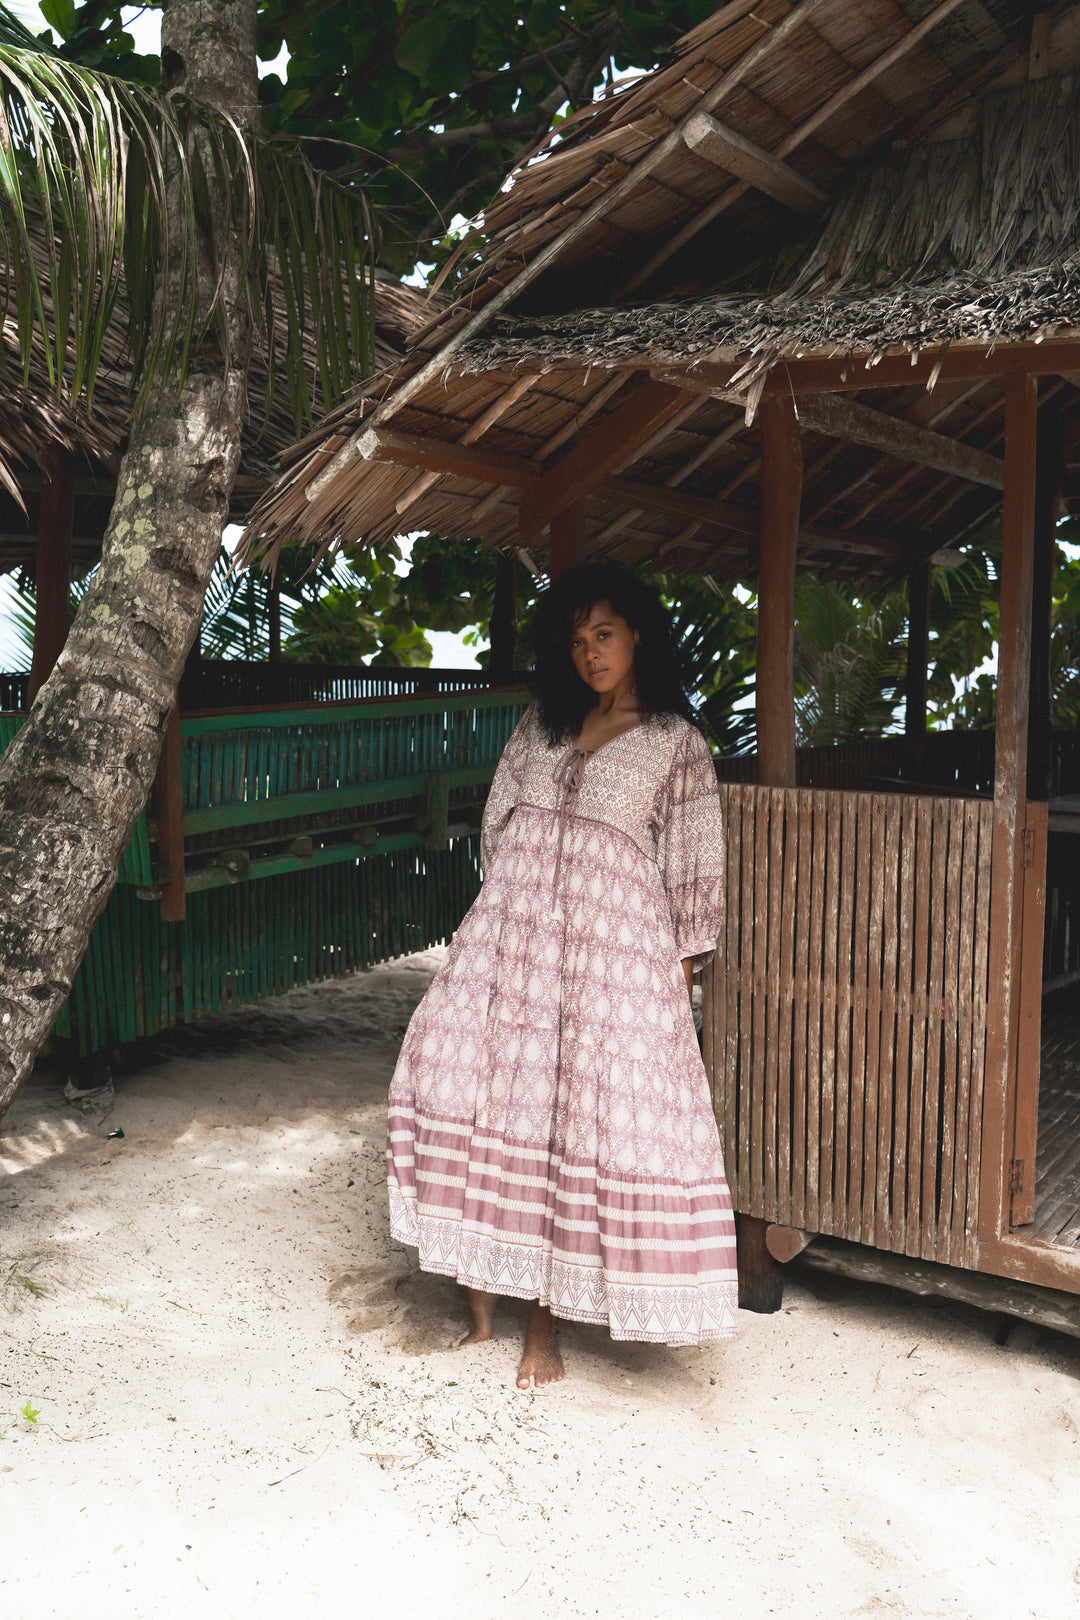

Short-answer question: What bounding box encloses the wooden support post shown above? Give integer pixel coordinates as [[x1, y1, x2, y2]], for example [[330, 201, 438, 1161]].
[[267, 572, 282, 664], [27, 444, 74, 707], [755, 394, 801, 788], [155, 701, 186, 923], [738, 392, 802, 1314], [905, 559, 931, 780], [548, 500, 586, 580], [489, 552, 518, 682], [1028, 409, 1061, 801], [980, 374, 1037, 1243]]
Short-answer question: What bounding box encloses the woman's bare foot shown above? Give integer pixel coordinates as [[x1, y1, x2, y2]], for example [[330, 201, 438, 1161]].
[[457, 1287, 497, 1346], [516, 1303, 564, 1389]]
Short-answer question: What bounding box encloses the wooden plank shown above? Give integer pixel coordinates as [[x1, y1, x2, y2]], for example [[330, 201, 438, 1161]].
[[938, 802, 963, 1262], [796, 394, 1004, 489], [862, 797, 886, 1247], [964, 803, 994, 1267], [923, 798, 948, 1260], [907, 795, 934, 1253], [763, 787, 785, 1223], [805, 793, 826, 1233], [751, 787, 771, 1219], [791, 791, 812, 1229], [737, 788, 756, 1211], [775, 787, 800, 1227], [848, 794, 872, 1238], [891, 798, 916, 1251], [875, 797, 901, 1252], [725, 787, 744, 1185], [980, 373, 1038, 1244], [179, 687, 528, 736], [27, 443, 74, 706], [1010, 800, 1048, 1227], [683, 109, 827, 218], [948, 804, 977, 1264], [518, 381, 688, 539], [834, 795, 856, 1235]]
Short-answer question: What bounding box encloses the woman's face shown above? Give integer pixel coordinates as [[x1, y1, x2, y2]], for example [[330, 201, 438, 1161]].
[[569, 600, 639, 698]]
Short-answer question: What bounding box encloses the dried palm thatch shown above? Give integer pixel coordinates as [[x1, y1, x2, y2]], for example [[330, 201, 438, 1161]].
[[241, 0, 1072, 589], [0, 213, 438, 511]]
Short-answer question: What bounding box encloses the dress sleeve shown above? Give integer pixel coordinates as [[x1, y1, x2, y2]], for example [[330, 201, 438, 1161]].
[[654, 724, 725, 970], [480, 705, 534, 873]]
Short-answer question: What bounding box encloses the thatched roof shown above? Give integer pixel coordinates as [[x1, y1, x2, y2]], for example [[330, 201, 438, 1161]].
[[0, 231, 439, 578], [242, 0, 1080, 591]]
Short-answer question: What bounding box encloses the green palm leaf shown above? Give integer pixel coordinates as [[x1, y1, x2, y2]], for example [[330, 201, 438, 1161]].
[[0, 28, 377, 438]]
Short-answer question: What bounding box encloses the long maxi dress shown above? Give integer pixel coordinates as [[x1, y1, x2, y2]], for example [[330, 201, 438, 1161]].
[[386, 705, 739, 1343]]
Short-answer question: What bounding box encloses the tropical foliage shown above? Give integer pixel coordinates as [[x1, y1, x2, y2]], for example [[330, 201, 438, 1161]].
[[0, 6, 377, 433], [43, 1, 723, 273]]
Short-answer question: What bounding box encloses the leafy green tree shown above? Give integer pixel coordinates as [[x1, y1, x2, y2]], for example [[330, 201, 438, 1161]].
[[44, 1, 721, 272], [0, 0, 376, 1110]]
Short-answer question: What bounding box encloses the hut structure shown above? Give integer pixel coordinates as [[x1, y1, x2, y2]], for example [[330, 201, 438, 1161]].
[[0, 240, 528, 1061], [244, 0, 1080, 1309]]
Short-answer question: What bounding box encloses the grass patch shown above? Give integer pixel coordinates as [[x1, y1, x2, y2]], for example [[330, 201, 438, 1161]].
[[1, 1250, 48, 1311]]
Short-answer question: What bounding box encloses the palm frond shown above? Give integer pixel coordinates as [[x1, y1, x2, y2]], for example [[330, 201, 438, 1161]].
[[0, 39, 377, 434]]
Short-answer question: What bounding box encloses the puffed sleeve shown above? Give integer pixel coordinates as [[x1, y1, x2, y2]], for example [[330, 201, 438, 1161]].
[[480, 704, 535, 873], [654, 723, 724, 969]]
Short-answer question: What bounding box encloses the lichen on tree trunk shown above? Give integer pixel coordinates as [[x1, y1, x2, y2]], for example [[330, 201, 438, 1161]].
[[0, 0, 260, 1112]]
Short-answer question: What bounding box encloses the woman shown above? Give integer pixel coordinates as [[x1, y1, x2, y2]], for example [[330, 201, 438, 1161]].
[[387, 563, 738, 1388]]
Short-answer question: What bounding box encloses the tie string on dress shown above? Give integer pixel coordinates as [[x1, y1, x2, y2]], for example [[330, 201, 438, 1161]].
[[550, 747, 592, 905]]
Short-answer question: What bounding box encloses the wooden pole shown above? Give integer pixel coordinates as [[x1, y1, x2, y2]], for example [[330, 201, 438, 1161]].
[[27, 444, 74, 708], [979, 374, 1037, 1244], [755, 395, 801, 788], [548, 499, 586, 580], [155, 701, 186, 923], [905, 559, 931, 780], [267, 572, 282, 664], [739, 392, 802, 1313], [1028, 409, 1061, 802], [489, 552, 518, 682]]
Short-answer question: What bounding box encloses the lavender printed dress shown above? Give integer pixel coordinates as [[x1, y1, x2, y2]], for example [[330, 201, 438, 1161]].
[[386, 706, 739, 1344]]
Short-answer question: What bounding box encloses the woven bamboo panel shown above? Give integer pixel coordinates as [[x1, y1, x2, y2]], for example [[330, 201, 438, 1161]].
[[705, 783, 995, 1269]]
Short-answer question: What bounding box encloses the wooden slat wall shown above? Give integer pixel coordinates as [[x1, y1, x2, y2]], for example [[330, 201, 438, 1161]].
[[705, 783, 995, 1269]]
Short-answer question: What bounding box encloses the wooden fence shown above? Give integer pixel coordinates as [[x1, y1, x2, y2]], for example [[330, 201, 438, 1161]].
[[704, 783, 995, 1270], [0, 688, 528, 1055]]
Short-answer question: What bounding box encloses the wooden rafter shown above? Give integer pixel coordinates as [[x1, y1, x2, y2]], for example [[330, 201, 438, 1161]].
[[616, 0, 969, 298], [795, 393, 1004, 488], [518, 381, 689, 540], [682, 109, 827, 217]]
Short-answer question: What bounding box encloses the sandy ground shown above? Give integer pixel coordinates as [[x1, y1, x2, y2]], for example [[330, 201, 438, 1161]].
[[1, 949, 1079, 1620]]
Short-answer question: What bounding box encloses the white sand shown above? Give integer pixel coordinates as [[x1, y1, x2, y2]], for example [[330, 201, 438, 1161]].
[[1, 949, 1079, 1620]]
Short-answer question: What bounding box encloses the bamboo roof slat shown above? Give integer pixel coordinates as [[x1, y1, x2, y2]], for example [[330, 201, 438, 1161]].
[[241, 0, 1061, 592]]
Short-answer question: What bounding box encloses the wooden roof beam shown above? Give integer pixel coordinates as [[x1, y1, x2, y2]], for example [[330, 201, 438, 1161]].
[[682, 110, 827, 218], [795, 392, 1004, 488], [645, 337, 1080, 399], [362, 426, 539, 488], [617, 0, 968, 298], [518, 381, 689, 541]]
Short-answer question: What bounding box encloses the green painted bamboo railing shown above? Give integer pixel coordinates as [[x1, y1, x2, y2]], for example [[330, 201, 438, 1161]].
[[0, 689, 528, 1055]]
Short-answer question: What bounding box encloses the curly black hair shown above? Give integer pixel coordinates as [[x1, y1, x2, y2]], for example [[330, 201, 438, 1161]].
[[528, 562, 694, 746]]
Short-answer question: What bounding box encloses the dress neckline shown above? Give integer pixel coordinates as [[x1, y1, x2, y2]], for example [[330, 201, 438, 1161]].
[[568, 720, 643, 759]]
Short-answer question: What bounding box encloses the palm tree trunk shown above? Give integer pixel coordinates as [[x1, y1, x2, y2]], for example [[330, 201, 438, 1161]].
[[0, 0, 259, 1112]]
